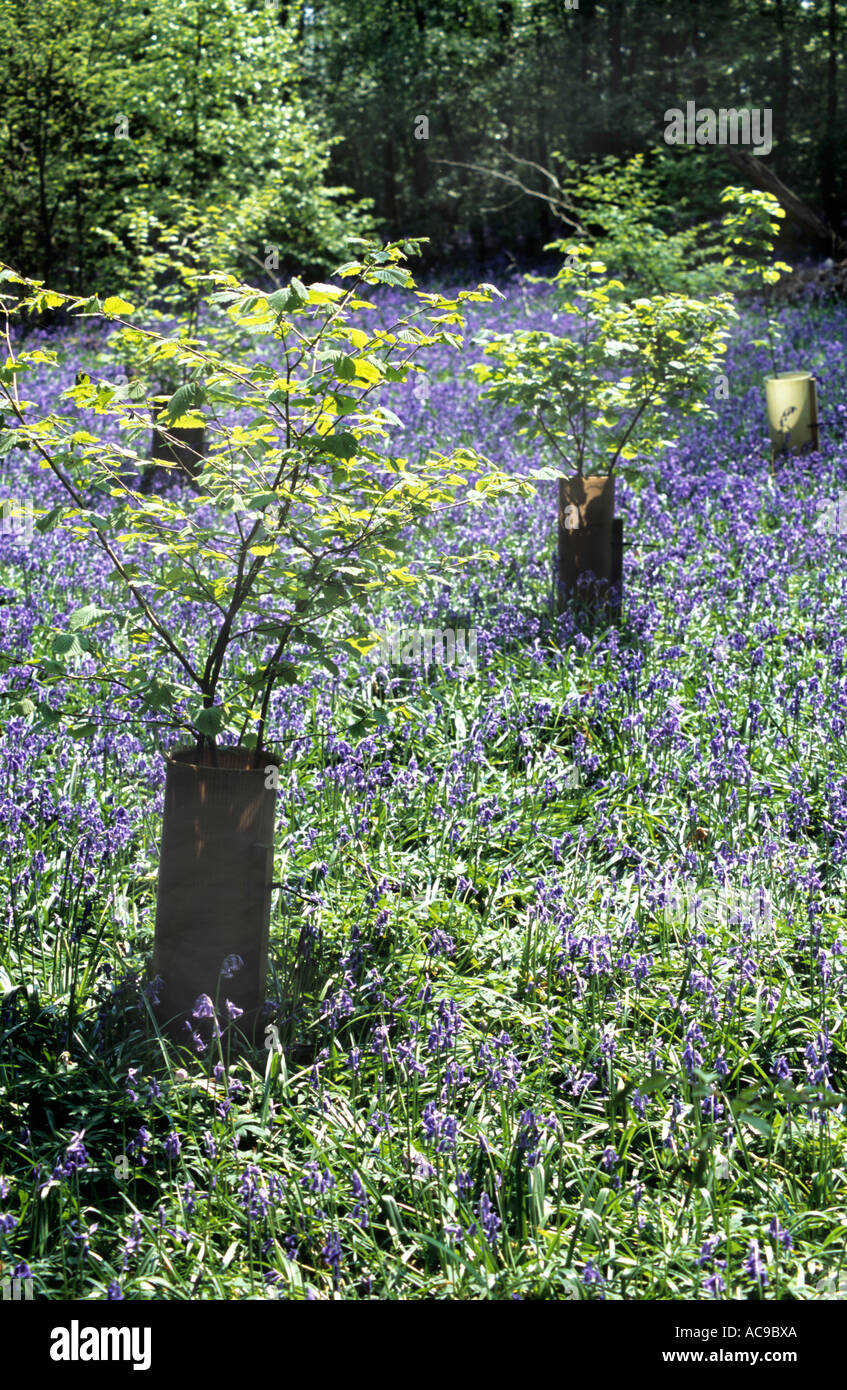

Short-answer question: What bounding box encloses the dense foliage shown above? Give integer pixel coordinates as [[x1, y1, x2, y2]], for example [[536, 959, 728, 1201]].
[[4, 1, 844, 289], [0, 0, 371, 290], [0, 242, 530, 754], [303, 0, 846, 263]]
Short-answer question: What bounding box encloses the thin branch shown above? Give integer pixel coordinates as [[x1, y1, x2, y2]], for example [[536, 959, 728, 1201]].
[[534, 406, 574, 469], [0, 311, 203, 691], [433, 155, 587, 237]]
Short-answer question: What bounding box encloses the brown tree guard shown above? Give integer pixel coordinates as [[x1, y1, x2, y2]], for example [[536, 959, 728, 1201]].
[[151, 745, 279, 1043], [557, 473, 617, 615], [724, 148, 847, 260], [140, 425, 206, 492], [611, 516, 623, 619], [140, 398, 206, 493]]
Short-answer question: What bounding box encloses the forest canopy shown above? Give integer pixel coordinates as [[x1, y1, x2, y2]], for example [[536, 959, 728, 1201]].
[[1, 0, 843, 288]]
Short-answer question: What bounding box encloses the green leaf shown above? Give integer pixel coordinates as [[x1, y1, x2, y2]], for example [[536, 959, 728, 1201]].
[[268, 660, 298, 685], [140, 679, 176, 712], [321, 432, 357, 460], [194, 705, 225, 737], [266, 289, 301, 315], [164, 383, 207, 424], [35, 505, 64, 534], [352, 357, 382, 384], [372, 267, 409, 286], [103, 296, 136, 316], [251, 622, 293, 639], [295, 630, 339, 677], [68, 604, 110, 631], [737, 1113, 773, 1138], [51, 632, 87, 659]]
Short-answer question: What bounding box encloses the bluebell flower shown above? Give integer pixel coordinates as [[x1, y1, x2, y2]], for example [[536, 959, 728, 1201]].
[[767, 1217, 792, 1251], [427, 928, 455, 958], [743, 1239, 768, 1285], [62, 1130, 89, 1176], [144, 976, 163, 1006], [321, 1232, 343, 1276], [630, 1089, 647, 1119], [302, 1162, 335, 1195], [163, 1132, 181, 1161], [126, 1126, 150, 1167], [122, 1215, 142, 1267], [240, 1165, 271, 1219], [421, 1102, 458, 1152], [475, 1193, 501, 1249], [698, 1235, 720, 1265]]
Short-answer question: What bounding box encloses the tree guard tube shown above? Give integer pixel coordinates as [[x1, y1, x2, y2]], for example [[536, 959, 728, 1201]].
[[150, 745, 279, 1043], [557, 473, 617, 614]]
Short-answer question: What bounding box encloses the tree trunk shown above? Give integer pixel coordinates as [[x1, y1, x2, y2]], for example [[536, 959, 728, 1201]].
[[383, 135, 399, 235], [820, 0, 838, 227], [773, 0, 791, 171], [606, 0, 624, 155], [580, 0, 595, 86], [724, 148, 847, 258], [607, 0, 623, 94]]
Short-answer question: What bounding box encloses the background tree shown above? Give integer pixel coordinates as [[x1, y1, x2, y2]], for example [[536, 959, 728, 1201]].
[[0, 0, 372, 291], [302, 0, 846, 268]]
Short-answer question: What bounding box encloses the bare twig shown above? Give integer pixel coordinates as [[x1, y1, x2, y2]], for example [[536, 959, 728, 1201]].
[[433, 153, 588, 237]]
